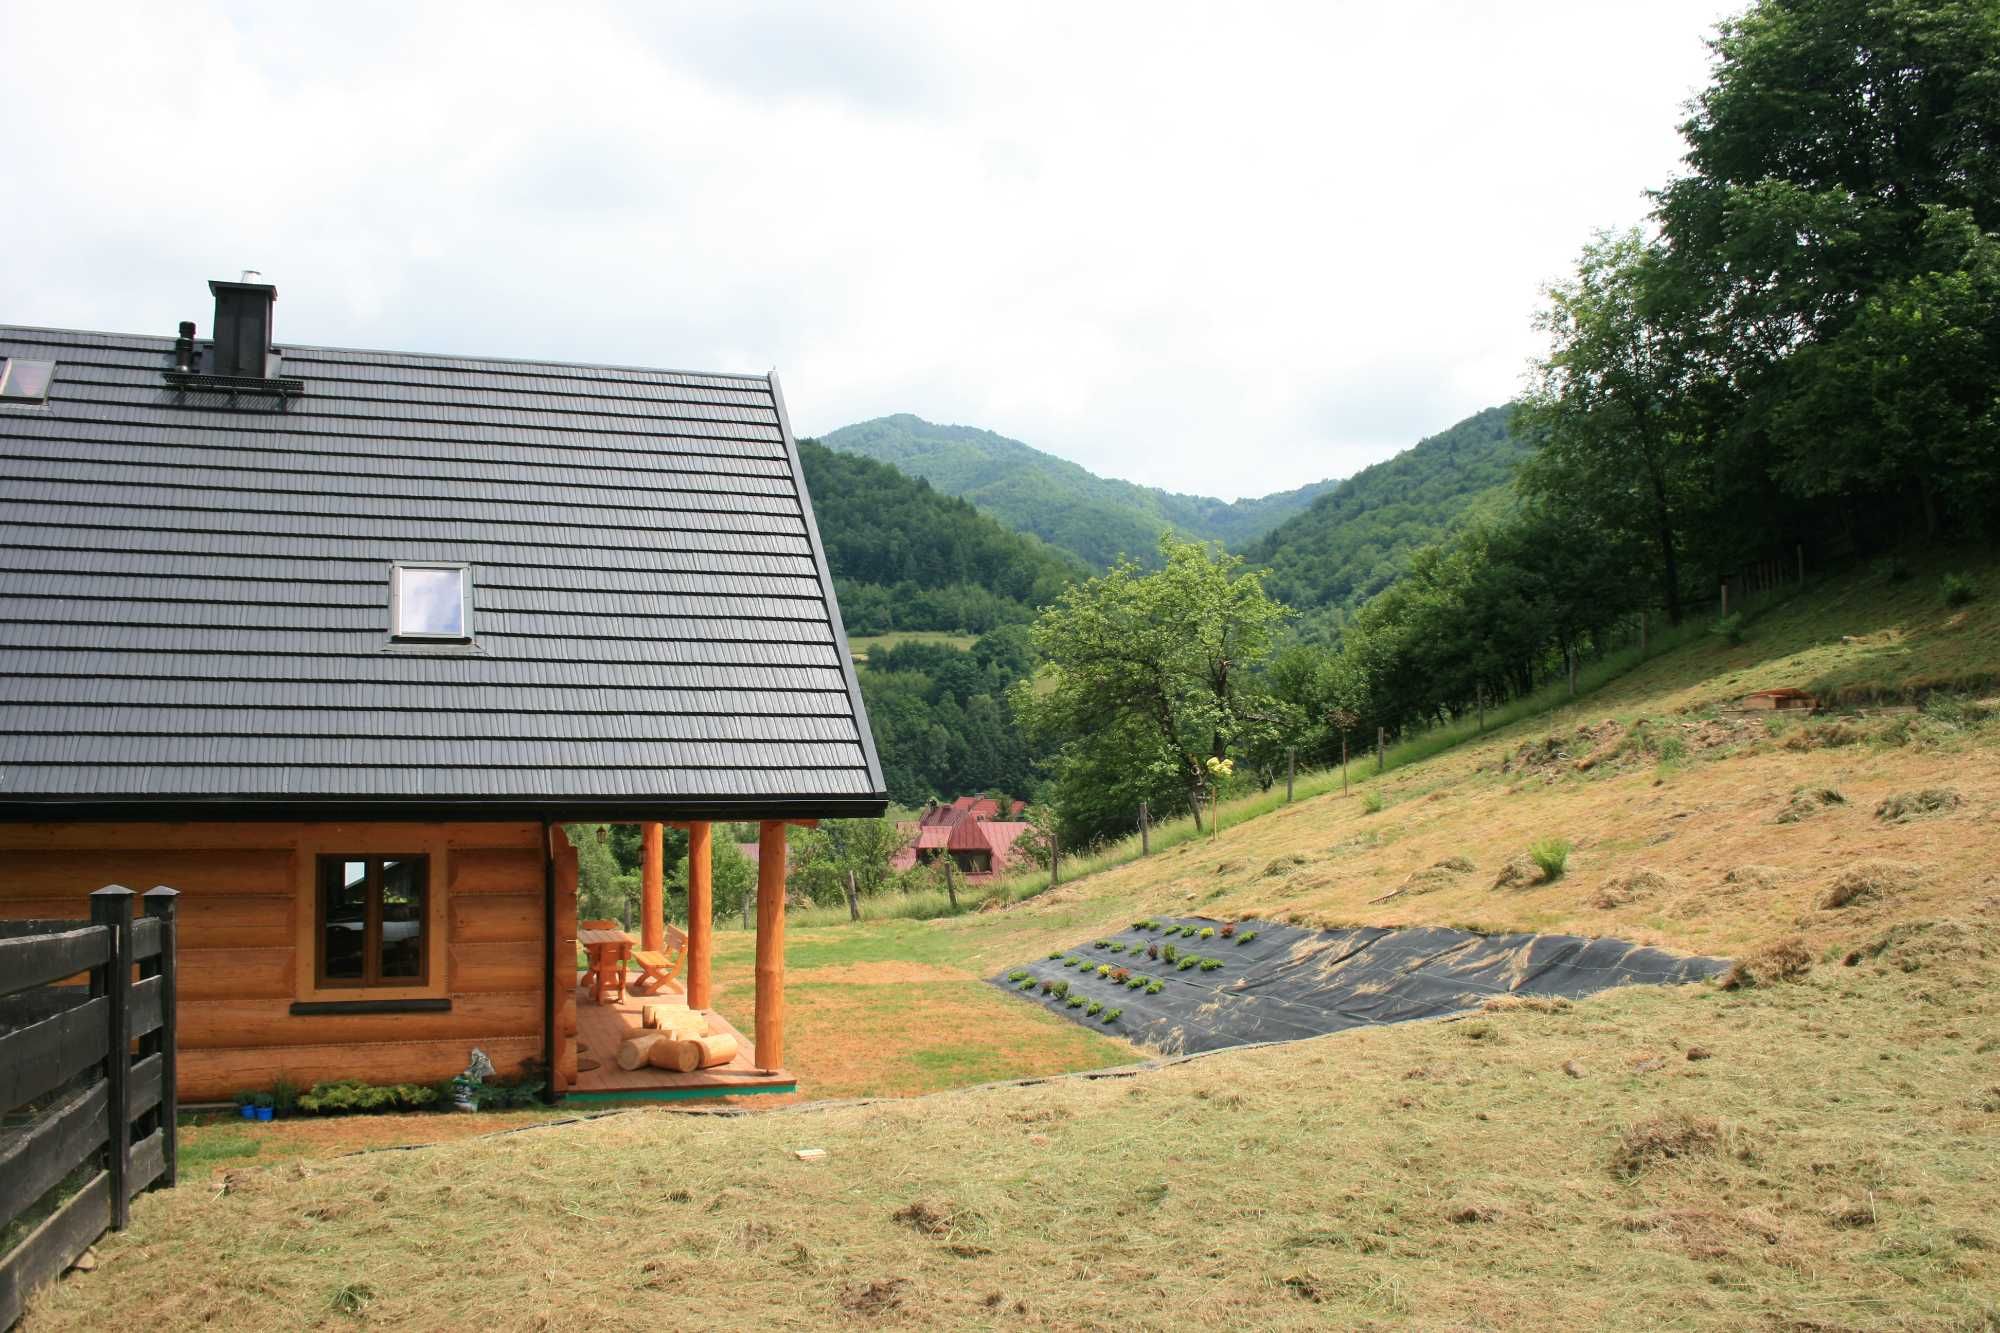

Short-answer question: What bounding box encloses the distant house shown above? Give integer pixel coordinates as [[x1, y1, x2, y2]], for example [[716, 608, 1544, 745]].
[[0, 277, 885, 1103], [891, 796, 1029, 880]]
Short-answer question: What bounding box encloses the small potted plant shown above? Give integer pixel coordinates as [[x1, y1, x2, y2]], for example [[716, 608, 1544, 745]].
[[253, 1093, 275, 1122], [234, 1091, 257, 1121]]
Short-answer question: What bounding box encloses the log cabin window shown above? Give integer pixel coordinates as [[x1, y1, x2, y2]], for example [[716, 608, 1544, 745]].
[[316, 855, 429, 987]]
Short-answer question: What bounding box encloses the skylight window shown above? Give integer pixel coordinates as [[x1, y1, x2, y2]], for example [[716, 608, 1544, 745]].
[[390, 563, 471, 640], [0, 359, 55, 402]]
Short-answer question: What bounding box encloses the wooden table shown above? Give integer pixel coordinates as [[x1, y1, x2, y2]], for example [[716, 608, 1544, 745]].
[[578, 928, 636, 1004]]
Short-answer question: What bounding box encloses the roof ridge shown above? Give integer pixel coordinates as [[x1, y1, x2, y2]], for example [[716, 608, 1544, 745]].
[[0, 323, 775, 384]]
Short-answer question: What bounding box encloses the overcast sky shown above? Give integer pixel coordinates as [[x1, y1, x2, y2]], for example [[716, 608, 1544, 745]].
[[3, 1, 1737, 498]]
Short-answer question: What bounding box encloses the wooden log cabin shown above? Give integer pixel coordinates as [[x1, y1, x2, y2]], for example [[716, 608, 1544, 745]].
[[0, 279, 886, 1102]]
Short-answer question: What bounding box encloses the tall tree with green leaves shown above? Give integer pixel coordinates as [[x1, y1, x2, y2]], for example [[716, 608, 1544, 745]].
[[1655, 0, 2000, 541], [1016, 535, 1290, 839], [1520, 231, 1714, 624]]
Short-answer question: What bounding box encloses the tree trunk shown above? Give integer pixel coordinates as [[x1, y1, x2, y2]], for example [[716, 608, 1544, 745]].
[[1644, 453, 1684, 626]]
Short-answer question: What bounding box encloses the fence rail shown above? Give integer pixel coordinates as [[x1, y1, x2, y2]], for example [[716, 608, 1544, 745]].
[[0, 885, 178, 1330]]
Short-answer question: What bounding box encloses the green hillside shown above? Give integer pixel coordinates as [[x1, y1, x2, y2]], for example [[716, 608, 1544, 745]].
[[797, 439, 1082, 635], [1245, 404, 1531, 630], [821, 413, 1338, 569]]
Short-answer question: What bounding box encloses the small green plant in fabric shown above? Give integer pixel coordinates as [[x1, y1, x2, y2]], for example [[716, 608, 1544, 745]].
[[1102, 1008, 1121, 1024], [1145, 980, 1164, 994], [1086, 1000, 1103, 1016], [1199, 927, 1215, 939], [1067, 996, 1085, 1009], [1052, 980, 1069, 998], [1237, 930, 1258, 945]]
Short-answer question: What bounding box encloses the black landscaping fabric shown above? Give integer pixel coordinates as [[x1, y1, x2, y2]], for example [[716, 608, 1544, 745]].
[[993, 916, 1730, 1056]]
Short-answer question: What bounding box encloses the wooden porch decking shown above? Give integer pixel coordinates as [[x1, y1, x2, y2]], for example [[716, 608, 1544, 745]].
[[567, 982, 794, 1102]]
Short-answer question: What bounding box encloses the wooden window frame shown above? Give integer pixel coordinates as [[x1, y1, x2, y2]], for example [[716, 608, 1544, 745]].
[[313, 853, 431, 990]]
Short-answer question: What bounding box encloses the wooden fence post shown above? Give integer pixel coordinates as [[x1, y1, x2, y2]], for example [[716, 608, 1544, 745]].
[[742, 884, 752, 931], [89, 886, 134, 1232], [141, 886, 178, 1190], [1476, 685, 1485, 733], [943, 857, 958, 912], [1376, 727, 1385, 773], [1568, 650, 1578, 697], [1720, 579, 1729, 618], [1285, 749, 1295, 803], [1341, 734, 1349, 794], [1639, 610, 1647, 654], [844, 869, 860, 922], [1050, 830, 1060, 887], [1139, 801, 1149, 856]]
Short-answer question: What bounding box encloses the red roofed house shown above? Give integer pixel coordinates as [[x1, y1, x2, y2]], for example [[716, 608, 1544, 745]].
[[889, 797, 1029, 880]]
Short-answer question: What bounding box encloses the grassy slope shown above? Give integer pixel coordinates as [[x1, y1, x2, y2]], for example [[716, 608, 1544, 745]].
[[30, 560, 2000, 1330]]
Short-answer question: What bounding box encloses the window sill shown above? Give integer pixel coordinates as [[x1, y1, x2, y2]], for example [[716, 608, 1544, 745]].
[[289, 998, 453, 1016], [381, 638, 483, 656]]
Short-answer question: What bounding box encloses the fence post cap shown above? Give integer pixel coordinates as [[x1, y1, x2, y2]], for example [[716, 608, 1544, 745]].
[[142, 885, 180, 898], [90, 884, 136, 898]]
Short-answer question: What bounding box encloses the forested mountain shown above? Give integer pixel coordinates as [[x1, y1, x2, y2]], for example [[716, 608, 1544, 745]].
[[798, 440, 1081, 635], [1244, 406, 1530, 632], [822, 414, 1338, 569]]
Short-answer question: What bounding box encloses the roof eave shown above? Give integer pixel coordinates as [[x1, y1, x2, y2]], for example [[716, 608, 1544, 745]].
[[0, 795, 892, 824]]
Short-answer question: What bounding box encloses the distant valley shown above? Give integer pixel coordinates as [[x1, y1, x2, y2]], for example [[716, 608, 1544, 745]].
[[820, 414, 1339, 569]]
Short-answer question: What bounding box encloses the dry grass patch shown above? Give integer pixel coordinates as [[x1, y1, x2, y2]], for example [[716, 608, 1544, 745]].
[[1817, 860, 1926, 910], [34, 959, 1999, 1331], [1591, 868, 1675, 909], [1719, 937, 1813, 989], [1874, 787, 1964, 821], [1609, 1111, 1734, 1177]]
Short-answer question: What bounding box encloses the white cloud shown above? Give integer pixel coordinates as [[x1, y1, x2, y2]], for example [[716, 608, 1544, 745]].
[[1, 0, 1735, 497]]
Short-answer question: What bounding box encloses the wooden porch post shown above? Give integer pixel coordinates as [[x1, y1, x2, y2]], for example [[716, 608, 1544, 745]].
[[754, 820, 786, 1072], [640, 822, 664, 953], [686, 820, 713, 1010]]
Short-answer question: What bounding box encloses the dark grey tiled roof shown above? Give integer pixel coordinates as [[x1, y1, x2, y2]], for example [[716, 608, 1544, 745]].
[[0, 323, 885, 819]]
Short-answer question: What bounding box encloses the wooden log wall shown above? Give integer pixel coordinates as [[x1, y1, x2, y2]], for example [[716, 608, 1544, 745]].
[[0, 822, 551, 1102]]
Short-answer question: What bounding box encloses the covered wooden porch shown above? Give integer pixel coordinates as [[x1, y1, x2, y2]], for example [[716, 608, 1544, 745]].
[[555, 820, 798, 1102]]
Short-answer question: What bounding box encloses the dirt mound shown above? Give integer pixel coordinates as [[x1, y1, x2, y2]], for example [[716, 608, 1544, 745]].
[[1610, 1111, 1730, 1177], [1776, 786, 1846, 824], [1261, 853, 1311, 877], [1874, 788, 1964, 822], [1817, 860, 1925, 910], [1719, 937, 1813, 988], [1591, 869, 1675, 909]]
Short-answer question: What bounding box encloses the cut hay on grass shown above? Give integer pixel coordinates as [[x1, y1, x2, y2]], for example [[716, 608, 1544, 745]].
[[1873, 787, 1964, 821], [1719, 937, 1813, 989], [31, 957, 2000, 1331], [1817, 860, 1926, 911]]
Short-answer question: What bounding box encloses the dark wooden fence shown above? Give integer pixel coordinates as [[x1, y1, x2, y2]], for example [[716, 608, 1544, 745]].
[[0, 885, 178, 1329]]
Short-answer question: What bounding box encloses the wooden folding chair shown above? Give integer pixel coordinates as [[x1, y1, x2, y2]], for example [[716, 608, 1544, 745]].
[[631, 924, 688, 997]]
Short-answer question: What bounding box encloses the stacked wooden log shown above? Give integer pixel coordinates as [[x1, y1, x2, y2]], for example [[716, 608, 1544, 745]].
[[612, 1004, 723, 1071]]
